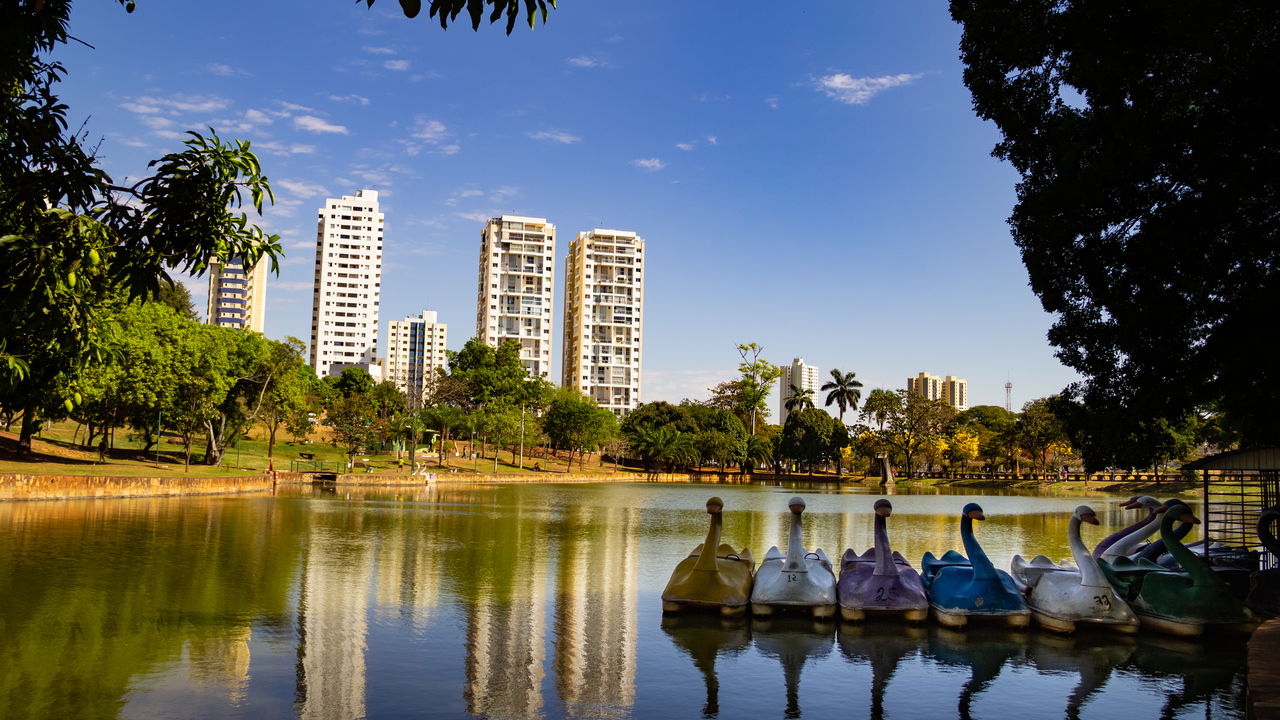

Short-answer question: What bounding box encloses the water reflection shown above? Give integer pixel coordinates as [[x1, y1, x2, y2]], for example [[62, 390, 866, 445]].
[[0, 484, 1248, 720]]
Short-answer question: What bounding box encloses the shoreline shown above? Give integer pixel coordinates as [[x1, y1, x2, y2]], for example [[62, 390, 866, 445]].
[[1, 467, 1199, 501]]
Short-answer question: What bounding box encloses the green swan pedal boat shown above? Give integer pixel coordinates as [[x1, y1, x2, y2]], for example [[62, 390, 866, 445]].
[[662, 497, 756, 617]]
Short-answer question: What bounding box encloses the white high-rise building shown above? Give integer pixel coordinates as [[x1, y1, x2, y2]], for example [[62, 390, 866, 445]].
[[562, 229, 645, 416], [476, 215, 555, 379], [386, 310, 448, 409], [779, 358, 821, 425], [907, 371, 969, 411], [206, 256, 268, 332], [309, 190, 384, 379], [906, 371, 942, 401]]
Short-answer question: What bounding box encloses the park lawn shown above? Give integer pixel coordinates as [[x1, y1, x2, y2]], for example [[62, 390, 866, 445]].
[[0, 420, 638, 479]]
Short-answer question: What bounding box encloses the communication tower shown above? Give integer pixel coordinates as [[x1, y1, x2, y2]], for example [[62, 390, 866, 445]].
[[1005, 381, 1013, 412]]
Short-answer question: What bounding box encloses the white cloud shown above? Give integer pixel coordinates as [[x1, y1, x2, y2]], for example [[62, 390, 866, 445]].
[[155, 130, 187, 140], [384, 59, 411, 71], [459, 189, 485, 198], [115, 136, 149, 148], [120, 102, 161, 114], [133, 93, 229, 114], [706, 135, 718, 145], [456, 211, 491, 223], [207, 63, 247, 77], [329, 94, 371, 105], [765, 96, 779, 109], [141, 115, 175, 130], [277, 101, 313, 114], [294, 115, 348, 134], [814, 72, 921, 105], [632, 157, 666, 171], [277, 179, 330, 198], [676, 142, 694, 151], [363, 46, 395, 55], [527, 130, 581, 144], [412, 118, 447, 142], [351, 168, 392, 186], [438, 144, 460, 155], [244, 108, 273, 125], [566, 55, 603, 68], [256, 141, 316, 155]]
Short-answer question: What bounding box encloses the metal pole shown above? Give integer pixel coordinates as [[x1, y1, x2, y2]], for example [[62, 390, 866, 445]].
[[518, 403, 526, 470]]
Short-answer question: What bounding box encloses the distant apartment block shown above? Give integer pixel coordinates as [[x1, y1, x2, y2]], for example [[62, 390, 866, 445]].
[[780, 358, 821, 425], [562, 229, 645, 416], [386, 311, 448, 409], [476, 215, 555, 379], [206, 256, 267, 332], [309, 189, 383, 379], [907, 371, 969, 411]]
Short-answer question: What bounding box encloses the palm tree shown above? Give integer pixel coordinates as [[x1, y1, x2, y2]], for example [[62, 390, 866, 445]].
[[784, 384, 815, 414], [821, 368, 863, 424]]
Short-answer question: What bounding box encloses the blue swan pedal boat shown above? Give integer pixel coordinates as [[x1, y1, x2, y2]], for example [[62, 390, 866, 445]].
[[1011, 505, 1139, 634], [921, 502, 1030, 628], [837, 499, 929, 622], [662, 497, 756, 616], [750, 496, 837, 619]]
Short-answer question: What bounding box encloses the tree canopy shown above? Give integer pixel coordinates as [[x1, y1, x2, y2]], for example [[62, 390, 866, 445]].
[[950, 0, 1280, 457]]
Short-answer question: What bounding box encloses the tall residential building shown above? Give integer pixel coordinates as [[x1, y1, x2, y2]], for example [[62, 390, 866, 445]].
[[309, 190, 384, 379], [561, 229, 645, 416], [943, 375, 970, 411], [906, 372, 942, 401], [206, 256, 268, 332], [779, 358, 821, 425], [476, 215, 556, 379], [386, 310, 448, 409], [907, 371, 969, 411]]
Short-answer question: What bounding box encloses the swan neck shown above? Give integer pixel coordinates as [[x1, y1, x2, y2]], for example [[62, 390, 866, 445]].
[[1069, 516, 1108, 587], [873, 513, 899, 576], [961, 515, 997, 580], [1093, 510, 1156, 558], [694, 512, 723, 572], [1260, 510, 1280, 557], [1162, 510, 1212, 583], [1101, 512, 1160, 560], [784, 510, 806, 571]]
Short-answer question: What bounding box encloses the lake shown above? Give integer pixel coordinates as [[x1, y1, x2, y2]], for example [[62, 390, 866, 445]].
[[0, 482, 1246, 719]]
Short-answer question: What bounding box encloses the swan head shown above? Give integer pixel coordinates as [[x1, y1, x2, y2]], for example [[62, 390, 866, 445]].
[[962, 502, 985, 521], [788, 496, 806, 515], [1073, 505, 1099, 525], [874, 499, 893, 517], [706, 497, 724, 515], [1168, 503, 1200, 525], [1124, 495, 1160, 510]]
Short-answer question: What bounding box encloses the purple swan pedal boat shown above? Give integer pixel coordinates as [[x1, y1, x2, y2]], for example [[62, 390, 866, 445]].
[[837, 499, 929, 622]]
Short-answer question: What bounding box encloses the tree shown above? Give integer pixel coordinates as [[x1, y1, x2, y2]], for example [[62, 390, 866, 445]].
[[783, 384, 815, 414], [327, 367, 376, 400], [734, 343, 782, 435], [859, 388, 899, 432], [779, 408, 843, 474], [951, 1, 1280, 453], [543, 389, 617, 472], [327, 395, 376, 468], [1016, 398, 1069, 474], [872, 391, 954, 477], [368, 0, 557, 34], [1, 0, 281, 456], [821, 368, 864, 424]]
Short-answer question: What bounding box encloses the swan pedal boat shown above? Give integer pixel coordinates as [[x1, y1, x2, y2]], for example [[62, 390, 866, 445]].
[[921, 502, 1030, 629], [837, 499, 928, 622], [662, 497, 756, 617], [1011, 505, 1139, 634], [1126, 503, 1256, 637], [1247, 505, 1280, 617], [750, 497, 837, 619]]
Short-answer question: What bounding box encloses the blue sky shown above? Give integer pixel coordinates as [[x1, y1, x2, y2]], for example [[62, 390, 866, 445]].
[[55, 0, 1078, 419]]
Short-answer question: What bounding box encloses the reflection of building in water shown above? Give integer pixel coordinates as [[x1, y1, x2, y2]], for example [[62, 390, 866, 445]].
[[185, 627, 252, 703], [554, 506, 639, 717], [373, 519, 443, 631], [465, 523, 549, 719], [296, 527, 373, 720]]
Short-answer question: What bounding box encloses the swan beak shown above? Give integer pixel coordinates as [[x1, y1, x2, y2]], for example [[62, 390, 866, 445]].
[[1179, 511, 1201, 525], [1082, 513, 1100, 525], [969, 510, 986, 521], [1120, 499, 1138, 509], [789, 504, 805, 514], [875, 506, 892, 517]]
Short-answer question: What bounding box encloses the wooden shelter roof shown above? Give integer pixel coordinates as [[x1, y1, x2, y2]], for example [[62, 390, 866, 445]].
[[1182, 447, 1280, 471]]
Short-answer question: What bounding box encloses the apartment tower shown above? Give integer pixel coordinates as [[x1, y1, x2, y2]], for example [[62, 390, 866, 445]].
[[906, 372, 942, 401], [561, 229, 645, 416], [206, 256, 268, 332], [386, 310, 448, 409], [779, 358, 821, 425], [309, 190, 384, 379], [476, 216, 555, 379], [907, 371, 969, 411]]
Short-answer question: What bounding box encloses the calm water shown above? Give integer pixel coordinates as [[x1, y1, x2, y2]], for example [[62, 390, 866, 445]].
[[0, 483, 1245, 720]]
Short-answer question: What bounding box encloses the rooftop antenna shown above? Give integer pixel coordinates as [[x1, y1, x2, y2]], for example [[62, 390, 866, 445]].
[[1004, 375, 1013, 412]]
